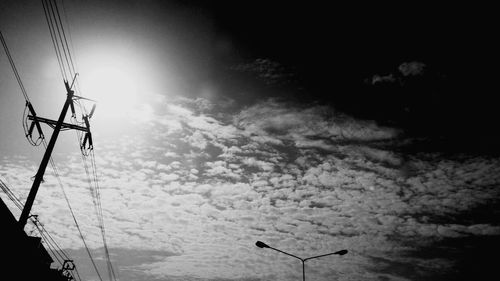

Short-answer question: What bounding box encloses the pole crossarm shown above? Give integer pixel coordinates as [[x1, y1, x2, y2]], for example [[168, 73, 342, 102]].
[[28, 115, 88, 132]]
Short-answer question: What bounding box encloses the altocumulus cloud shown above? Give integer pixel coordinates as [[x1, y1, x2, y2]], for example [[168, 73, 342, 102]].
[[1, 97, 499, 281]]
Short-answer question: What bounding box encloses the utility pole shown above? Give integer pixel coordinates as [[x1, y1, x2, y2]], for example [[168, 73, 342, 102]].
[[18, 80, 91, 228]]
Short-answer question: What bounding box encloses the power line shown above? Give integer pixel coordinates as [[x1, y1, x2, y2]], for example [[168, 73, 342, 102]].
[[80, 149, 118, 281], [0, 179, 25, 211], [43, 139, 105, 281], [0, 30, 30, 102], [74, 93, 118, 281], [47, 0, 73, 79], [60, 0, 85, 98], [40, 1, 119, 278], [90, 149, 118, 281], [41, 0, 67, 81], [52, 0, 77, 78]]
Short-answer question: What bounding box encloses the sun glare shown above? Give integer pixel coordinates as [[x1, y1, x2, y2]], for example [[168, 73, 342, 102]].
[[84, 65, 139, 116], [77, 46, 159, 123]]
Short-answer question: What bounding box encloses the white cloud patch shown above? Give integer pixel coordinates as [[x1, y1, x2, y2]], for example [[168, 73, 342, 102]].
[[242, 157, 274, 171]]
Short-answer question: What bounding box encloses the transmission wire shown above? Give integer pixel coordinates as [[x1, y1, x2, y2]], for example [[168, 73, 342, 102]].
[[52, 0, 77, 78], [41, 0, 67, 81], [47, 0, 73, 80], [0, 30, 30, 102], [43, 140, 104, 281]]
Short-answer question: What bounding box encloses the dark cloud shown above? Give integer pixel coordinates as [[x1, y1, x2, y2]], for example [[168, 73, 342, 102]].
[[398, 61, 426, 76], [234, 99, 399, 146], [367, 61, 426, 85], [370, 74, 396, 85], [231, 58, 296, 86]]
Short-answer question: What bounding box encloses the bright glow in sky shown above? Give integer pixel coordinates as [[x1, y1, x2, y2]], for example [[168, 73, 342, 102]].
[[83, 65, 139, 117], [76, 45, 159, 123]]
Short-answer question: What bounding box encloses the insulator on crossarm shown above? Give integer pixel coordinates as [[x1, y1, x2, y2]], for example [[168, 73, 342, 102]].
[[89, 104, 96, 119]]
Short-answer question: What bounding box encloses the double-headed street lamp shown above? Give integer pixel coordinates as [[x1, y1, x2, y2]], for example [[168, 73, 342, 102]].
[[255, 241, 347, 281]]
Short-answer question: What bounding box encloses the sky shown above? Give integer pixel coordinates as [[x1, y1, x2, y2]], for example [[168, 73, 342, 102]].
[[1, 1, 500, 281]]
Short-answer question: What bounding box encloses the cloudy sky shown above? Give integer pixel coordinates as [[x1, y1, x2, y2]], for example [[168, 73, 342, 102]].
[[1, 1, 499, 281]]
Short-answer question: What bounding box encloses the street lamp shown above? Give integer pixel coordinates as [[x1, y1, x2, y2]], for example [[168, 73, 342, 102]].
[[255, 241, 347, 281]]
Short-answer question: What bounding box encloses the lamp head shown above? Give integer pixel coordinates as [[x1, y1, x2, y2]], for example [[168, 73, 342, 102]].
[[256, 241, 270, 248], [335, 249, 348, 255]]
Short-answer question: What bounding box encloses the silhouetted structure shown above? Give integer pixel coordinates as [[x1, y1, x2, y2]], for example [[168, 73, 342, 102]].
[[0, 198, 71, 281]]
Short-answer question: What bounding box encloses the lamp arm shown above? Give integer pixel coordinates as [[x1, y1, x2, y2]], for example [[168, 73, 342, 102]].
[[303, 250, 347, 262], [268, 247, 304, 262]]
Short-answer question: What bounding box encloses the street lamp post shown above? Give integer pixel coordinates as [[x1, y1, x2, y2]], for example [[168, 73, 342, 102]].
[[255, 241, 348, 281]]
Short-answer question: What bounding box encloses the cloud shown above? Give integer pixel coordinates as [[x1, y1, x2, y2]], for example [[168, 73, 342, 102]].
[[242, 157, 274, 171], [367, 61, 426, 85], [1, 97, 499, 280], [204, 161, 242, 181], [398, 61, 426, 76], [234, 99, 399, 146], [371, 74, 396, 84], [231, 58, 296, 86], [184, 130, 208, 149]]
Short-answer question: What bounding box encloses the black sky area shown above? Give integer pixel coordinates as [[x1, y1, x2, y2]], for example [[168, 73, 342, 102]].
[[205, 1, 499, 155]]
